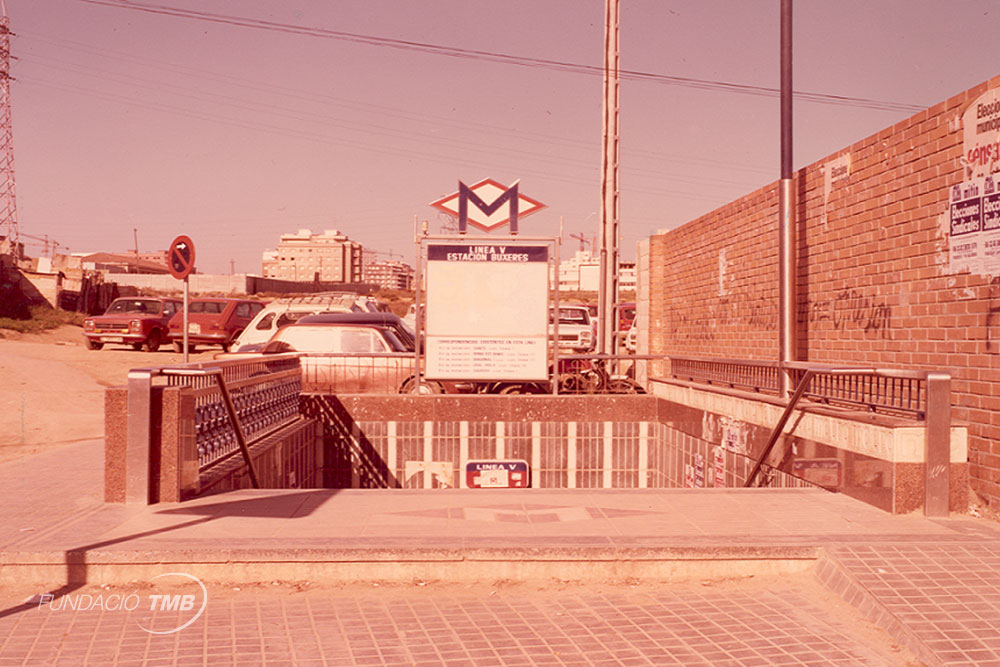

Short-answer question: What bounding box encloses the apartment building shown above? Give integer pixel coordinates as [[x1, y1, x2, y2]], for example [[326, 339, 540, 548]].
[[262, 229, 364, 283]]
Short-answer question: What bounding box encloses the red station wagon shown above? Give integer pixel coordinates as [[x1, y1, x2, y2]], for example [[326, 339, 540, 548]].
[[167, 298, 266, 353], [83, 297, 182, 352]]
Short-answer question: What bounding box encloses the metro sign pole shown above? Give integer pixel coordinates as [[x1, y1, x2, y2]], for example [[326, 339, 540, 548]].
[[597, 0, 621, 355]]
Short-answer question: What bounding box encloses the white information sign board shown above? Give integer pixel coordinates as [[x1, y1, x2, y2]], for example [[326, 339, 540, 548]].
[[425, 242, 549, 380]]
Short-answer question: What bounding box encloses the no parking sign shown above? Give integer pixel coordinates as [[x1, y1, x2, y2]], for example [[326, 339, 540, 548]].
[[168, 235, 195, 280]]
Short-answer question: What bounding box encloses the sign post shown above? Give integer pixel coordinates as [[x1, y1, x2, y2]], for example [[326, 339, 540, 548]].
[[168, 235, 196, 362]]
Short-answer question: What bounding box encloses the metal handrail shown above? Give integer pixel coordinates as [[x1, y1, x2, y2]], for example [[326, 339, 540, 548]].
[[667, 356, 932, 419]]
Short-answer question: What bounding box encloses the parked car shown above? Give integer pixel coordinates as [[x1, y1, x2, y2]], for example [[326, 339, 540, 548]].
[[550, 304, 595, 352], [83, 297, 182, 352], [258, 320, 420, 394], [223, 312, 417, 356], [230, 292, 361, 350], [616, 302, 636, 332], [167, 298, 266, 353]]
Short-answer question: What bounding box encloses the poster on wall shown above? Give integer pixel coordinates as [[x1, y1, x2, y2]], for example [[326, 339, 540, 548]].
[[963, 88, 1000, 180], [949, 179, 984, 274], [948, 175, 1000, 275], [983, 175, 1000, 275], [425, 242, 549, 380]]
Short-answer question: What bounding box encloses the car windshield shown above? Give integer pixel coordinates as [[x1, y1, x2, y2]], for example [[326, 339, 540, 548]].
[[381, 329, 408, 352], [189, 301, 225, 314], [105, 299, 161, 315], [551, 308, 589, 325]]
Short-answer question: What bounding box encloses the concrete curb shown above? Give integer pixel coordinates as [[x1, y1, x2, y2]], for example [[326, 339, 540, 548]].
[[0, 544, 820, 587]]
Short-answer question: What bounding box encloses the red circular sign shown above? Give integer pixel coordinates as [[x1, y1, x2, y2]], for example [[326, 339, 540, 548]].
[[168, 235, 196, 279]]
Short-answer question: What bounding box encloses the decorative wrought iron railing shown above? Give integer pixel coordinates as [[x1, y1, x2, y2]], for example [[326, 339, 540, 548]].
[[159, 355, 302, 470]]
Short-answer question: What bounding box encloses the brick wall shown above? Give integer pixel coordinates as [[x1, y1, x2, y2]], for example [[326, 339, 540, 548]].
[[649, 75, 1000, 509]]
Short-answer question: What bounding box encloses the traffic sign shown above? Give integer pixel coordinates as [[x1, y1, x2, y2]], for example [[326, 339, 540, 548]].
[[168, 235, 196, 280], [465, 460, 529, 488]]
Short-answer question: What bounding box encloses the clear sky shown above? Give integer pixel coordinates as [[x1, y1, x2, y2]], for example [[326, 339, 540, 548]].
[[6, 0, 1000, 274]]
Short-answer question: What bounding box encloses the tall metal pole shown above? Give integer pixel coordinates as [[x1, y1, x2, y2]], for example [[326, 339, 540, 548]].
[[597, 0, 621, 355], [778, 0, 796, 396], [0, 3, 19, 261]]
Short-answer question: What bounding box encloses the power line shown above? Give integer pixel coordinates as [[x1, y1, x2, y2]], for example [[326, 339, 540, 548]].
[[77, 0, 926, 114], [21, 34, 779, 180]]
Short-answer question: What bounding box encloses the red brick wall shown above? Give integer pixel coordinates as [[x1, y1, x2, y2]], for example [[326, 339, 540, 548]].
[[649, 75, 1000, 509]]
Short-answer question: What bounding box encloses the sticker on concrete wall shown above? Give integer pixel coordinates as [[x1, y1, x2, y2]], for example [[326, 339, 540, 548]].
[[792, 458, 842, 488], [684, 463, 695, 488], [721, 418, 748, 454], [713, 446, 726, 488], [963, 88, 1000, 180]]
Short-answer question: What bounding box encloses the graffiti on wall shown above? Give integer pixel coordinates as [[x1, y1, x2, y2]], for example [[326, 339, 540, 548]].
[[799, 289, 892, 337], [669, 288, 892, 340]]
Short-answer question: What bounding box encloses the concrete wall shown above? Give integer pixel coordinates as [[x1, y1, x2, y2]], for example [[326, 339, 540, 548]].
[[648, 74, 1000, 509], [104, 273, 377, 296], [305, 394, 964, 513]]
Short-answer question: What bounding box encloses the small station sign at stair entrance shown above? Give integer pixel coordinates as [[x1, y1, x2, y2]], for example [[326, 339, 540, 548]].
[[466, 460, 530, 488]]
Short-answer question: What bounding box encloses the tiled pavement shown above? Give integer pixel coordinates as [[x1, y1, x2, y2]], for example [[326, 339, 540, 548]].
[[2, 582, 914, 666], [2, 440, 1000, 665]]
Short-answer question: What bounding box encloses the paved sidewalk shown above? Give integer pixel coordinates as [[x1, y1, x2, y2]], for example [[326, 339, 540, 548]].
[[2, 439, 1000, 665]]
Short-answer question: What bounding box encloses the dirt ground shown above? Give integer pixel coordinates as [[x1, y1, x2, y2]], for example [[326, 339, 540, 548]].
[[0, 325, 216, 463]]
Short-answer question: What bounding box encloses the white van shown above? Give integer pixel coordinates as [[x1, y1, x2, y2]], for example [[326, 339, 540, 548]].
[[231, 293, 361, 350]]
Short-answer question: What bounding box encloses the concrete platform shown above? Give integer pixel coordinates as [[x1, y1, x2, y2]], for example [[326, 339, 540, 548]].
[[3, 439, 1000, 665]]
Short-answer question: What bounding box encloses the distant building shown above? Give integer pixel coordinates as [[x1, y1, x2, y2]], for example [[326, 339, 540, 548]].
[[364, 260, 414, 290], [137, 250, 169, 266], [262, 229, 364, 283], [555, 250, 599, 291], [618, 261, 637, 292], [553, 250, 636, 293], [80, 252, 170, 274]]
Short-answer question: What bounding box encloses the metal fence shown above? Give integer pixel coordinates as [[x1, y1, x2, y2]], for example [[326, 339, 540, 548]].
[[297, 353, 418, 395], [668, 356, 931, 419]]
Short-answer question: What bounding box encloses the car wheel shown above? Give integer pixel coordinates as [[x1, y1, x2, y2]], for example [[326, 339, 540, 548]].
[[85, 339, 103, 350], [607, 378, 645, 394], [400, 377, 443, 394], [144, 329, 161, 352], [131, 343, 144, 351], [497, 383, 543, 395]]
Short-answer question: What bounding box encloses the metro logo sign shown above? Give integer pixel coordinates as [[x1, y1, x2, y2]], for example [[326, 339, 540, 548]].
[[430, 179, 546, 233]]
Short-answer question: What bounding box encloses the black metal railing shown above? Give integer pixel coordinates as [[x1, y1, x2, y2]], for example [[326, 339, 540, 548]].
[[159, 354, 302, 471], [667, 356, 931, 419]]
